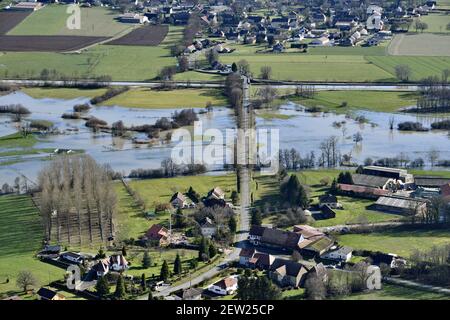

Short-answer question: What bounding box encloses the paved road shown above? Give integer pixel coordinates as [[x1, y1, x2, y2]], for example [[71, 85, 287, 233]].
[[1, 78, 430, 91]]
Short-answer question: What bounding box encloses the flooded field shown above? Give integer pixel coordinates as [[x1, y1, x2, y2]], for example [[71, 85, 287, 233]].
[[0, 91, 449, 183]]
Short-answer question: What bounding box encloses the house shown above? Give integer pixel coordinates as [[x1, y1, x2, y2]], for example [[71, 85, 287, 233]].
[[271, 17, 290, 28], [371, 253, 406, 269], [310, 12, 327, 24], [93, 258, 110, 277], [374, 196, 427, 216], [207, 186, 225, 200], [310, 36, 330, 46], [10, 2, 43, 11], [200, 217, 216, 238], [61, 252, 84, 264], [173, 287, 203, 300], [144, 224, 170, 245], [36, 288, 66, 300], [362, 166, 413, 184], [170, 192, 187, 209], [119, 13, 149, 24], [338, 183, 390, 199], [294, 225, 335, 256], [269, 258, 309, 288], [109, 254, 129, 272], [239, 247, 256, 267], [321, 246, 353, 262], [208, 276, 238, 295], [250, 252, 275, 270], [367, 5, 383, 15], [171, 11, 190, 25], [319, 194, 342, 209]]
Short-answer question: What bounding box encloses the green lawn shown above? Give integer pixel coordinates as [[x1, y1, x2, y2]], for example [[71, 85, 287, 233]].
[[9, 5, 133, 37], [342, 283, 450, 300], [337, 227, 450, 257], [22, 87, 108, 99], [0, 195, 65, 296], [102, 88, 228, 109], [0, 26, 183, 81], [415, 14, 450, 34], [289, 91, 418, 113]]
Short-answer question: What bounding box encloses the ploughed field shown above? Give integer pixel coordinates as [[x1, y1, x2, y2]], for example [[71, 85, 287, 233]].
[[0, 35, 109, 52], [106, 24, 169, 46], [0, 11, 30, 35]]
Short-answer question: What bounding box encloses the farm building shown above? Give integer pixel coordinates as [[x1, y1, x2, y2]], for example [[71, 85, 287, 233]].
[[374, 196, 427, 215], [338, 183, 390, 199], [414, 176, 450, 188], [362, 166, 413, 184], [36, 288, 65, 300], [173, 287, 203, 300], [9, 2, 43, 11], [352, 173, 397, 189], [119, 13, 149, 24], [319, 194, 341, 209], [144, 224, 170, 246], [321, 246, 353, 262], [311, 36, 330, 46]]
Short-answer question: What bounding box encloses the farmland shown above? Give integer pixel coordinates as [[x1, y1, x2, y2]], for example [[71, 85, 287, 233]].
[[102, 88, 228, 109], [288, 90, 418, 113], [0, 25, 183, 80], [342, 283, 450, 300], [416, 13, 450, 34], [8, 5, 133, 37], [0, 35, 109, 52], [388, 34, 450, 56], [0, 11, 30, 35], [106, 25, 169, 46], [0, 195, 64, 296], [22, 87, 107, 99]]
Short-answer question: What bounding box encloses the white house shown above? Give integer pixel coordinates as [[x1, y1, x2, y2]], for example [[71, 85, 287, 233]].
[[208, 276, 238, 295], [109, 254, 129, 272], [321, 246, 353, 262], [239, 248, 256, 266], [170, 192, 187, 209], [366, 12, 384, 31], [200, 217, 216, 238]]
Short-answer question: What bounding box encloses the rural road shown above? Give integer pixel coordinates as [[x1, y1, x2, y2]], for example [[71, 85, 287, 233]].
[[0, 78, 426, 91], [384, 277, 450, 296]]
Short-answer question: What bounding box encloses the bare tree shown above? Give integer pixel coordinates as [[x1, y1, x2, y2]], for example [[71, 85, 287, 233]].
[[395, 65, 411, 82], [16, 270, 37, 292], [427, 147, 440, 167], [304, 274, 327, 300], [260, 66, 272, 80]]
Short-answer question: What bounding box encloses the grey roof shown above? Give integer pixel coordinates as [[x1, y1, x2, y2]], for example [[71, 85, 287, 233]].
[[352, 174, 390, 188], [414, 176, 450, 188], [363, 166, 407, 175], [375, 196, 426, 209]]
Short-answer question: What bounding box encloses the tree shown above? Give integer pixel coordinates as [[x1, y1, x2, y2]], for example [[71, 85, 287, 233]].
[[174, 253, 182, 275], [257, 85, 278, 106], [280, 174, 309, 208], [198, 236, 210, 261], [206, 49, 219, 66], [141, 273, 147, 291], [114, 274, 126, 299], [231, 190, 239, 205], [237, 275, 281, 300], [142, 250, 152, 269], [160, 260, 170, 282], [178, 56, 189, 72], [159, 65, 177, 81], [395, 64, 411, 82], [329, 178, 338, 194], [95, 276, 110, 297], [231, 62, 238, 73], [260, 66, 272, 80], [427, 148, 440, 167], [121, 246, 127, 257], [148, 290, 153, 300], [237, 59, 251, 77], [228, 215, 237, 234], [209, 243, 217, 258], [304, 274, 327, 300], [16, 270, 37, 292], [251, 209, 262, 225]]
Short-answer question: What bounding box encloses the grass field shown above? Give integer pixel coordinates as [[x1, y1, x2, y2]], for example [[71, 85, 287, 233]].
[[9, 5, 133, 37], [289, 90, 418, 113], [0, 195, 64, 296], [341, 283, 450, 300], [102, 88, 228, 109], [22, 87, 107, 99], [337, 227, 450, 257], [416, 14, 450, 34], [0, 132, 37, 148], [367, 55, 450, 80], [0, 26, 183, 80]]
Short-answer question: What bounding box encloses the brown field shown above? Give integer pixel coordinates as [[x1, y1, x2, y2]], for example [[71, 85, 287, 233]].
[[388, 33, 450, 56], [0, 35, 109, 52], [0, 11, 30, 35], [106, 24, 169, 46]]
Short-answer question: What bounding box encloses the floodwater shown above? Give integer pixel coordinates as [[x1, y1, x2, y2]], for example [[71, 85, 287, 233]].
[[0, 91, 449, 184]]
